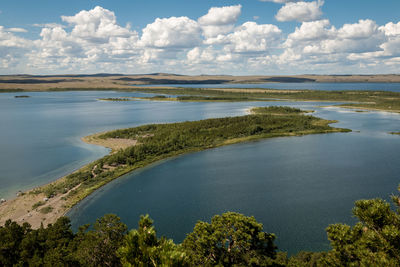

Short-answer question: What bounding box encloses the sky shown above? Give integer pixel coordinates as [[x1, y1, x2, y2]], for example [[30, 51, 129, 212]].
[[0, 0, 399, 75]]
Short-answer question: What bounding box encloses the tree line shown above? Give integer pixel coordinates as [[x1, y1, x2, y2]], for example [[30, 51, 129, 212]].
[[1, 185, 400, 266]]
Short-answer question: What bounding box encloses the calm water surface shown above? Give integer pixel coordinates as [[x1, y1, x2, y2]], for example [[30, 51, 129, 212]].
[[68, 104, 400, 254], [134, 82, 400, 92], [1, 91, 399, 254], [0, 91, 304, 198]]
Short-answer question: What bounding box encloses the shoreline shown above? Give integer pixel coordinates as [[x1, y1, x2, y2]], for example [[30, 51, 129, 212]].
[[0, 109, 350, 228], [0, 134, 142, 228]]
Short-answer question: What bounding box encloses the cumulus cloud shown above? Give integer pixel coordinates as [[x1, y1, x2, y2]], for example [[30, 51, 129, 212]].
[[0, 5, 399, 74], [276, 1, 324, 22], [0, 26, 31, 70], [379, 21, 400, 57], [198, 5, 241, 39], [286, 19, 334, 43], [380, 21, 400, 37], [140, 17, 201, 48], [61, 6, 132, 43], [29, 6, 140, 72], [225, 22, 282, 53], [279, 18, 388, 71], [186, 47, 215, 63]]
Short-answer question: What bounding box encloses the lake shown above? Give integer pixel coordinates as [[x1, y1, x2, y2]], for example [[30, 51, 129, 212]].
[[132, 82, 400, 92], [67, 106, 400, 254], [0, 91, 311, 199], [1, 90, 399, 254]]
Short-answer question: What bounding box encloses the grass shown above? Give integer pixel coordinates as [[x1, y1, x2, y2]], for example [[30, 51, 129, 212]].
[[39, 206, 53, 214], [32, 201, 45, 209]]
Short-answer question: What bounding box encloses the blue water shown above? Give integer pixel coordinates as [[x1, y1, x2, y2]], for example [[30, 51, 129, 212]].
[[0, 91, 313, 199], [132, 82, 400, 92], [68, 103, 400, 254], [1, 91, 400, 254]]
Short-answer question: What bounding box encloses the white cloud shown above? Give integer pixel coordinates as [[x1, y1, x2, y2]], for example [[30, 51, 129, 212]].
[[226, 22, 282, 53], [0, 26, 31, 70], [279, 19, 388, 72], [338, 19, 380, 39], [380, 21, 400, 37], [198, 5, 241, 39], [0, 26, 30, 49], [379, 21, 400, 57], [285, 19, 334, 44], [0, 5, 399, 75], [140, 17, 201, 48], [186, 47, 215, 63], [32, 23, 66, 29], [6, 28, 28, 33], [198, 5, 241, 26], [61, 6, 132, 43], [29, 6, 140, 72], [276, 1, 323, 22]]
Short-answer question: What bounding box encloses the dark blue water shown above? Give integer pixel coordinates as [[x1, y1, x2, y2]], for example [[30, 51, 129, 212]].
[[133, 82, 400, 92], [68, 105, 400, 254]]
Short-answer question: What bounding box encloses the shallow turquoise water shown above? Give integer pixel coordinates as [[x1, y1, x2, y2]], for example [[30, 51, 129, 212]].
[[1, 91, 399, 254]]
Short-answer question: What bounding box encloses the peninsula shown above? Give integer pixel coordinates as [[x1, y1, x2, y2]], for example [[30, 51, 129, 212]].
[[0, 106, 350, 228]]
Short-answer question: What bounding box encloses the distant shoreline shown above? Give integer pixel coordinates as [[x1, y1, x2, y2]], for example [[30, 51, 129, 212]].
[[1, 73, 400, 92]]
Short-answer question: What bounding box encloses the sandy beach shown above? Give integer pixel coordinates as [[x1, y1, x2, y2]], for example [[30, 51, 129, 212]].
[[0, 134, 138, 228]]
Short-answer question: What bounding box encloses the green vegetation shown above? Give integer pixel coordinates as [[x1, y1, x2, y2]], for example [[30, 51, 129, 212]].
[[183, 212, 277, 266], [390, 132, 400, 135], [100, 95, 269, 102], [251, 106, 305, 114], [32, 201, 45, 209], [98, 97, 131, 101], [32, 107, 348, 209], [39, 206, 53, 214], [14, 95, 30, 98], [2, 185, 400, 266], [175, 95, 258, 101], [130, 87, 400, 112]]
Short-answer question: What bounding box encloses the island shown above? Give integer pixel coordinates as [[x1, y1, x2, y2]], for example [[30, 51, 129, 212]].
[[14, 95, 30, 98], [0, 106, 350, 228]]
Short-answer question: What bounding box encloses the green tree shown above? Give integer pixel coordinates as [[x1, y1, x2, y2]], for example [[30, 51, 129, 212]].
[[319, 194, 400, 266], [0, 220, 31, 266], [74, 214, 127, 267], [118, 214, 188, 266], [17, 217, 76, 266], [182, 212, 277, 266]]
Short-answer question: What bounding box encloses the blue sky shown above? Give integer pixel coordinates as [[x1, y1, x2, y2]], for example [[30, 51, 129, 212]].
[[0, 0, 399, 74]]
